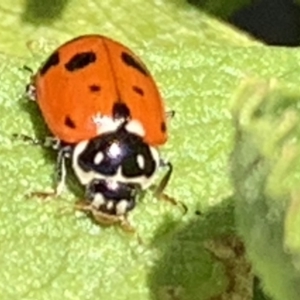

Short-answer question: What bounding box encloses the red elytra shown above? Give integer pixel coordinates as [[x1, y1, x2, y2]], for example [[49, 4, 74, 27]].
[[32, 34, 168, 145]]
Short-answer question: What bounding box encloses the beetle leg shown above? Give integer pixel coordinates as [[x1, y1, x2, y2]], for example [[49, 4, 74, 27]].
[[154, 160, 188, 214], [28, 145, 72, 199]]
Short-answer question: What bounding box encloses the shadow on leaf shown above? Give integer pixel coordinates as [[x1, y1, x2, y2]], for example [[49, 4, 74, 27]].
[[148, 197, 253, 300], [21, 0, 70, 25], [186, 0, 300, 46]]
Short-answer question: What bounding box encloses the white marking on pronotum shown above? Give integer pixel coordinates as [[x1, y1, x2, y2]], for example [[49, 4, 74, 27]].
[[136, 154, 145, 169], [72, 140, 96, 185], [94, 152, 104, 165]]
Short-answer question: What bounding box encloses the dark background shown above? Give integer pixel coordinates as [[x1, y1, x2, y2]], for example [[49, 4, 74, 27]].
[[189, 0, 300, 46]]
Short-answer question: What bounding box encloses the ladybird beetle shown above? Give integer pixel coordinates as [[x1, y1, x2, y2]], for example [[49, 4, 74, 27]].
[[27, 34, 172, 229]]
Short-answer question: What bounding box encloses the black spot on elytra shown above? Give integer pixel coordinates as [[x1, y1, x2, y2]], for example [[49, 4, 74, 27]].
[[132, 86, 144, 96], [64, 116, 76, 129], [89, 85, 101, 92], [121, 52, 148, 76], [40, 51, 60, 75], [65, 52, 96, 72], [161, 122, 166, 133], [113, 102, 131, 120]]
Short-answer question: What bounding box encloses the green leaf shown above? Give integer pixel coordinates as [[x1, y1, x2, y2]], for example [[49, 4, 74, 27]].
[[231, 79, 300, 300], [0, 0, 256, 56]]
